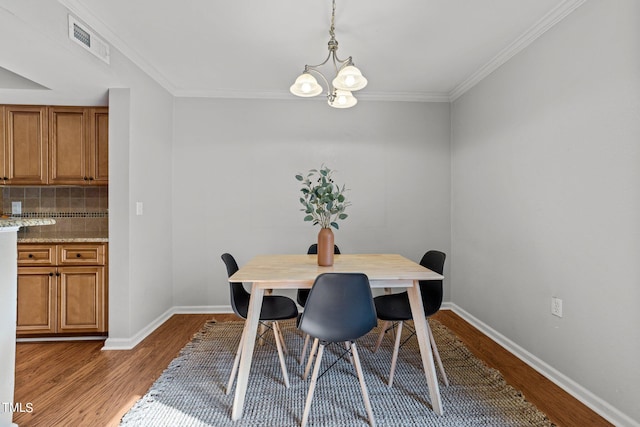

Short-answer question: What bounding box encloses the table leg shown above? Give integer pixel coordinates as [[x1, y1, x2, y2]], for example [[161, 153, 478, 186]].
[[406, 280, 443, 415], [232, 285, 264, 420]]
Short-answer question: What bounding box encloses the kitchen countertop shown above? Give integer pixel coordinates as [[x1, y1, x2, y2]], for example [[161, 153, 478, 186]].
[[0, 217, 56, 229], [18, 236, 108, 243]]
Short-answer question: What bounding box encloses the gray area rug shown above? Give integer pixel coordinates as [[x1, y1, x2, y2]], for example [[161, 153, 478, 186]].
[[120, 319, 553, 426]]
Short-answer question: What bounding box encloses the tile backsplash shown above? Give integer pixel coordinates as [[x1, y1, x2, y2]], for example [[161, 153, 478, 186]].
[[1, 186, 108, 239]]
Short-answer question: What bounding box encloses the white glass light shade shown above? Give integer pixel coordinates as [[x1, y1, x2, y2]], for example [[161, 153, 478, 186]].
[[332, 65, 368, 91], [329, 90, 357, 108], [290, 73, 323, 97]]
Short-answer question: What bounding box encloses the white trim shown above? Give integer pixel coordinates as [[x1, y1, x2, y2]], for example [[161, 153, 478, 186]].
[[448, 303, 638, 427], [449, 0, 587, 101], [17, 336, 106, 343], [101, 305, 231, 350], [172, 89, 451, 103]]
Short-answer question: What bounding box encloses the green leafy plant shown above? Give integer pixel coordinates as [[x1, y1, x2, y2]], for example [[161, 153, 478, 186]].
[[295, 165, 350, 229]]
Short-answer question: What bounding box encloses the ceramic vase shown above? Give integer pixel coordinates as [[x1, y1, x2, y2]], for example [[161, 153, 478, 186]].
[[317, 228, 334, 266]]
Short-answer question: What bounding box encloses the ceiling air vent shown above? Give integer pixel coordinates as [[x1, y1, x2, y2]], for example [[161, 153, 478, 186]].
[[68, 15, 110, 64]]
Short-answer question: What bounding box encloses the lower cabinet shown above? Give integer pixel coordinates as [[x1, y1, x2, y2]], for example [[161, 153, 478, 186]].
[[16, 243, 108, 337]]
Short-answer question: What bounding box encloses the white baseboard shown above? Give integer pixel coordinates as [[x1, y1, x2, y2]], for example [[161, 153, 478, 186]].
[[448, 303, 638, 427], [101, 305, 232, 350]]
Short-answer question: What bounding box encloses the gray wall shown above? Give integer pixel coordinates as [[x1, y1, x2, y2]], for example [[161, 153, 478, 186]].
[[451, 0, 640, 423], [171, 98, 451, 305], [1, 0, 639, 424], [0, 1, 176, 344]]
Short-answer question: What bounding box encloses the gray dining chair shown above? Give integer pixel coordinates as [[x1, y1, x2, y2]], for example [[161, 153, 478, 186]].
[[298, 272, 377, 427], [221, 253, 299, 392], [297, 243, 341, 365], [372, 250, 448, 387]]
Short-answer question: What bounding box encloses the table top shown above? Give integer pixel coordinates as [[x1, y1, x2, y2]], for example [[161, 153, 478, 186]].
[[229, 254, 443, 287]]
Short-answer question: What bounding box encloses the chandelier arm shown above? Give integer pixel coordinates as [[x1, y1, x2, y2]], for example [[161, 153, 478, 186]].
[[305, 68, 332, 96], [333, 55, 352, 74], [305, 49, 334, 70]]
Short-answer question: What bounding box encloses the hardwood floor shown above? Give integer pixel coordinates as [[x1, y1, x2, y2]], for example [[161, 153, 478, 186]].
[[433, 311, 612, 427], [13, 311, 611, 426]]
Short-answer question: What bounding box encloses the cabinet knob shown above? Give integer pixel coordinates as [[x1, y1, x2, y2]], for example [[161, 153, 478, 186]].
[[49, 272, 54, 277], [83, 177, 88, 181], [56, 272, 61, 277], [76, 253, 82, 258], [28, 254, 34, 258], [89, 177, 94, 181]]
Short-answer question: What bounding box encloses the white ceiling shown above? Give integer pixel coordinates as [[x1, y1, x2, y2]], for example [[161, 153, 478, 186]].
[[16, 0, 587, 102]]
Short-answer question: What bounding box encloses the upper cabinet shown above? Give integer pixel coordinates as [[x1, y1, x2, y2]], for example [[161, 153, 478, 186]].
[[1, 105, 107, 186], [49, 107, 108, 185], [1, 105, 48, 185], [90, 108, 109, 184]]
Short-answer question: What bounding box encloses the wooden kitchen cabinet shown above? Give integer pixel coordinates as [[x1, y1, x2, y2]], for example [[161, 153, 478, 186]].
[[15, 266, 57, 335], [90, 107, 109, 184], [16, 243, 108, 337], [1, 105, 48, 185], [49, 106, 108, 185]]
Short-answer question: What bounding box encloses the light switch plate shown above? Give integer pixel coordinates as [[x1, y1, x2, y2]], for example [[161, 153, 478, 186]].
[[136, 202, 143, 216], [12, 201, 22, 215]]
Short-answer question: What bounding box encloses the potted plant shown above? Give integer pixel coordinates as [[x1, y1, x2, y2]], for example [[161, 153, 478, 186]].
[[296, 165, 350, 266]]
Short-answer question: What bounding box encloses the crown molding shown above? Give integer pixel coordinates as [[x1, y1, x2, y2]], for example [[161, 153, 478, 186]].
[[449, 0, 587, 101], [358, 91, 451, 103], [173, 88, 451, 103]]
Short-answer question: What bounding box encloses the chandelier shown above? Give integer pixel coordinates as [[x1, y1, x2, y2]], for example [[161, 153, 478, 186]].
[[289, 0, 368, 109]]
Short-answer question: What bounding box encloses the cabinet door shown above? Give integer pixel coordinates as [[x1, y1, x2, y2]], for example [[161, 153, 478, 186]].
[[49, 107, 89, 185], [4, 105, 48, 185], [16, 267, 57, 335], [58, 266, 105, 333], [89, 108, 108, 184]]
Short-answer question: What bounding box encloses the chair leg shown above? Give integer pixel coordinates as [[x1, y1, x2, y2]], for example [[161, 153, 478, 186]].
[[345, 341, 354, 364], [274, 321, 289, 355], [427, 319, 449, 386], [388, 321, 404, 387], [373, 321, 390, 353], [303, 337, 319, 380], [299, 333, 311, 365], [301, 343, 325, 427], [351, 342, 377, 427], [226, 325, 246, 394], [272, 321, 290, 388]]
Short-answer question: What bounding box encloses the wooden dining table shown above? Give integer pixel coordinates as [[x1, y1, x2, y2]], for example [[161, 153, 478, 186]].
[[227, 253, 445, 420]]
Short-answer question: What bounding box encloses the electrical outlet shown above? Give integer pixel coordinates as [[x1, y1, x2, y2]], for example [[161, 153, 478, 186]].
[[11, 201, 22, 215], [551, 297, 563, 318]]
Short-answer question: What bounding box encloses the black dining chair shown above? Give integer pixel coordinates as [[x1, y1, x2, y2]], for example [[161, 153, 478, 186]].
[[372, 250, 448, 387], [221, 253, 299, 393], [297, 244, 341, 365], [298, 273, 377, 427]]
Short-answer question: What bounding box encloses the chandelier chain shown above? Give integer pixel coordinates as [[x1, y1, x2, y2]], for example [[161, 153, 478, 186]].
[[329, 0, 336, 40]]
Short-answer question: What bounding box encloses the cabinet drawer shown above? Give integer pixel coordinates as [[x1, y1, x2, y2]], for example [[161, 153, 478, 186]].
[[58, 244, 105, 266], [18, 245, 56, 266]]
